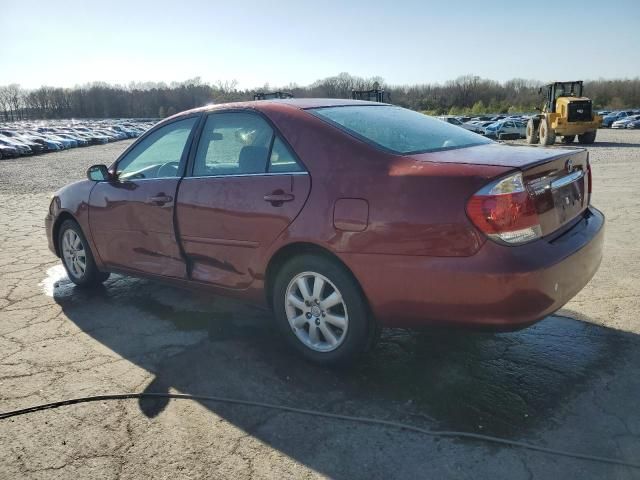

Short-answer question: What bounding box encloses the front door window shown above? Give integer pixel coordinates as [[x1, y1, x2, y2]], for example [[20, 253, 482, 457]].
[[117, 117, 197, 180]]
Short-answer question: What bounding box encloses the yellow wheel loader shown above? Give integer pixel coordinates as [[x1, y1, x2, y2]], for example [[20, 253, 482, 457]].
[[526, 81, 601, 146]]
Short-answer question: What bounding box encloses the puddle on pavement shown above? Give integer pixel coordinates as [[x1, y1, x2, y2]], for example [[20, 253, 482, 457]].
[[40, 265, 75, 297], [41, 265, 631, 438]]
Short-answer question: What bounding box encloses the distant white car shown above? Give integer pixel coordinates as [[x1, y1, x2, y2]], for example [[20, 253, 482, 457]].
[[436, 115, 464, 126], [611, 115, 640, 129], [484, 120, 527, 139], [437, 116, 484, 134], [461, 120, 486, 134]]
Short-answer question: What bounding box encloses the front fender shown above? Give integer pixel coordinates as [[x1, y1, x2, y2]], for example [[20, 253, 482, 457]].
[[50, 180, 104, 268]]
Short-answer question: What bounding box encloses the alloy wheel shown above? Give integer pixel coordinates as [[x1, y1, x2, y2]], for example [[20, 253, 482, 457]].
[[62, 229, 87, 279], [285, 271, 349, 352]]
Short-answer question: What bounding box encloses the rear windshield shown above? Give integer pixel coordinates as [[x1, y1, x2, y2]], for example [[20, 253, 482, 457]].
[[308, 105, 492, 155]]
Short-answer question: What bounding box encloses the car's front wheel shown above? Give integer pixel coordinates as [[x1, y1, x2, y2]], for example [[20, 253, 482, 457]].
[[577, 130, 597, 144], [539, 119, 556, 145], [272, 254, 377, 365], [58, 219, 110, 287]]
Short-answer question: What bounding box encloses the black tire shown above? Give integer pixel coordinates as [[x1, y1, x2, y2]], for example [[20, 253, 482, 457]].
[[272, 253, 376, 365], [526, 119, 539, 144], [58, 219, 110, 287], [561, 135, 575, 144], [577, 130, 597, 144], [539, 119, 556, 146]]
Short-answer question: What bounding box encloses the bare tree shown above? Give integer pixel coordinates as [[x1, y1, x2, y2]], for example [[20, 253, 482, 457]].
[[0, 86, 9, 121], [1, 75, 638, 120], [5, 84, 22, 120]]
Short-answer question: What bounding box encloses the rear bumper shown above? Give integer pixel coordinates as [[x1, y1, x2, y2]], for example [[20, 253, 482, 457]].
[[553, 117, 601, 135], [345, 207, 604, 329]]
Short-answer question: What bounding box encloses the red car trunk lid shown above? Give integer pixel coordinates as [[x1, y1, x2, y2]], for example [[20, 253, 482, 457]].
[[522, 149, 589, 236], [411, 143, 590, 238]]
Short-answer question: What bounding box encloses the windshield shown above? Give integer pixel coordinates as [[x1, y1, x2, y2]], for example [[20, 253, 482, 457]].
[[555, 82, 582, 97], [308, 105, 492, 155]]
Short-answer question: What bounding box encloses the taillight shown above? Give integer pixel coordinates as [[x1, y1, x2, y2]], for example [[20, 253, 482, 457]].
[[466, 172, 541, 245]]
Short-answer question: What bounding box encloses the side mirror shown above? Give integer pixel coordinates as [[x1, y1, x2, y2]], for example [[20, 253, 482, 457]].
[[87, 164, 110, 182]]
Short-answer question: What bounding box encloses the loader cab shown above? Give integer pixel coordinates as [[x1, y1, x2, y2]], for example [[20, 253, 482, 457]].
[[351, 83, 387, 103], [254, 91, 294, 100], [541, 81, 584, 113]]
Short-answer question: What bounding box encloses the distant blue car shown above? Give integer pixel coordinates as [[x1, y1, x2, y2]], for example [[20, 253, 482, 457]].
[[72, 128, 110, 144], [45, 134, 76, 148], [110, 125, 139, 138], [22, 134, 62, 151], [56, 133, 89, 146]]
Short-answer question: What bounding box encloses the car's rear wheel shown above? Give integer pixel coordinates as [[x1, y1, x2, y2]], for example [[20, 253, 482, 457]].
[[58, 219, 110, 287], [272, 254, 375, 365]]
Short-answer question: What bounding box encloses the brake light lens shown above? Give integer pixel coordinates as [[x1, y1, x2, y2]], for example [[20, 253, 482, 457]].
[[466, 172, 541, 245]]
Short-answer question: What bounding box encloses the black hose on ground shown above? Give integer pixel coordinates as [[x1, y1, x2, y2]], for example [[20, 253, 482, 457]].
[[1, 392, 638, 470]]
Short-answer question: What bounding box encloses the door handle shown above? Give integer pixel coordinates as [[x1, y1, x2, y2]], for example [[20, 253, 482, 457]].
[[263, 191, 294, 206], [147, 194, 173, 206]]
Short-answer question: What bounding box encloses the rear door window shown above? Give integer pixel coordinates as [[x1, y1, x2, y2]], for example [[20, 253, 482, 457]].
[[193, 112, 273, 176], [192, 111, 305, 176]]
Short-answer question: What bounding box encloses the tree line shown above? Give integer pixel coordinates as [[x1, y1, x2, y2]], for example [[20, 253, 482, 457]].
[[1, 73, 639, 121]]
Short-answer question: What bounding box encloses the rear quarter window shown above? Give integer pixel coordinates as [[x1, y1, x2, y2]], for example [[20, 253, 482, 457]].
[[309, 105, 492, 155], [268, 137, 304, 173]]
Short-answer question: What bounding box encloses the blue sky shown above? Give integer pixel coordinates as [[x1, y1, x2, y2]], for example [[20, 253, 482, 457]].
[[1, 0, 638, 89]]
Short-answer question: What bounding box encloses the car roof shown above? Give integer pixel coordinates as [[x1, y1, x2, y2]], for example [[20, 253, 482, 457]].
[[167, 98, 388, 121], [261, 98, 386, 109]]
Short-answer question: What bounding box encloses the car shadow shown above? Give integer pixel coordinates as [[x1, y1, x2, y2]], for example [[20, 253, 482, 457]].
[[47, 267, 639, 478]]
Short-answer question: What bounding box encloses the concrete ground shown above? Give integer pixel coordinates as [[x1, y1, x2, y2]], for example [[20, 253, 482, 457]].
[[0, 129, 639, 479]]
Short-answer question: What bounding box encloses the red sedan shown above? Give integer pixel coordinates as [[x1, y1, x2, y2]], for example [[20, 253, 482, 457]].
[[45, 99, 604, 364]]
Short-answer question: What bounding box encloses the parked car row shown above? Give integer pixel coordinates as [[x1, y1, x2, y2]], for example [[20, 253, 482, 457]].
[[440, 109, 640, 135], [0, 119, 154, 159], [600, 110, 640, 128], [436, 114, 529, 139]]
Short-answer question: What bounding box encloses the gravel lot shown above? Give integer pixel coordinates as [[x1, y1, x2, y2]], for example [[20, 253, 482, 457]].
[[1, 130, 639, 479]]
